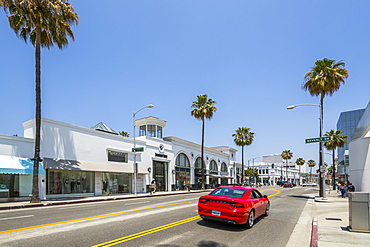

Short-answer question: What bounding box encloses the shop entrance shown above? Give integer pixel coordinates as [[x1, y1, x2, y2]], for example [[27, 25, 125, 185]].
[[153, 161, 168, 191]]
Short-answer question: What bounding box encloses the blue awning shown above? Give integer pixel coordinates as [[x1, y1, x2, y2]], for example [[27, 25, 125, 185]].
[[0, 155, 45, 175]]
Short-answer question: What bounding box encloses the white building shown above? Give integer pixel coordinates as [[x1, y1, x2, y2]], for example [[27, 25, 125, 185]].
[[0, 117, 237, 201], [349, 101, 370, 192]]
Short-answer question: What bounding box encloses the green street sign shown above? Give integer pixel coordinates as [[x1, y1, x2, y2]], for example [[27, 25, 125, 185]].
[[132, 147, 144, 152], [305, 136, 331, 144]]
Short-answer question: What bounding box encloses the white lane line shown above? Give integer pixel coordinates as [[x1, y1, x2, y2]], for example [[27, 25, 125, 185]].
[[124, 201, 150, 205], [0, 215, 34, 221]]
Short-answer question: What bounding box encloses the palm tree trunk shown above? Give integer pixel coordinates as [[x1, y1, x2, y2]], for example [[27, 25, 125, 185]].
[[286, 160, 288, 181], [31, 27, 42, 203], [241, 146, 244, 184], [332, 149, 336, 189], [201, 118, 205, 190], [319, 94, 325, 197]]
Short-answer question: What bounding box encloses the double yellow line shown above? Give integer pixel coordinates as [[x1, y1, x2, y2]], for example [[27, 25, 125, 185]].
[[92, 215, 201, 247], [93, 188, 281, 246]]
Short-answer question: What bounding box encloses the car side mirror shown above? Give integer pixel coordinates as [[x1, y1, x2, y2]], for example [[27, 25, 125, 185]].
[[263, 195, 268, 198]]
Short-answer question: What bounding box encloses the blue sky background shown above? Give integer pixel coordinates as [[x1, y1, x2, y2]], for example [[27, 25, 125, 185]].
[[1, 1, 369, 170]]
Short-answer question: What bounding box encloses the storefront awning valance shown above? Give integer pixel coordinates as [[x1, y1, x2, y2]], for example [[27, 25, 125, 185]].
[[206, 174, 223, 178], [44, 158, 149, 174], [0, 155, 45, 175]]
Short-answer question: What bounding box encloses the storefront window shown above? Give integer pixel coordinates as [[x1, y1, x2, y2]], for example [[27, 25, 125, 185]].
[[0, 174, 32, 198], [102, 173, 132, 195], [175, 153, 190, 191], [47, 170, 94, 195]]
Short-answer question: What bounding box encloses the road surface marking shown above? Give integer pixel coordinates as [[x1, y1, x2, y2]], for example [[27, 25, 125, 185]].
[[92, 215, 200, 247], [0, 200, 197, 235], [260, 188, 281, 197], [0, 215, 34, 221]]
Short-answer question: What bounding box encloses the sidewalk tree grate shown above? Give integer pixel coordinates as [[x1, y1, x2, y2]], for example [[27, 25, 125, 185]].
[[325, 218, 342, 221]]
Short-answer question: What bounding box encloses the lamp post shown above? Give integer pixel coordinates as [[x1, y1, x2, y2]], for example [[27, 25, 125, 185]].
[[133, 104, 154, 196], [287, 103, 326, 199], [252, 157, 260, 186]]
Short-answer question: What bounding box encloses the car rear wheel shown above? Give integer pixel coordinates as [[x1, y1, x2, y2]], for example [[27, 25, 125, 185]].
[[264, 203, 270, 216], [245, 210, 254, 229]]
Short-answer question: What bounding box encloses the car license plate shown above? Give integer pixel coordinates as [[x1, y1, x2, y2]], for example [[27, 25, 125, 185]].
[[212, 210, 221, 216]]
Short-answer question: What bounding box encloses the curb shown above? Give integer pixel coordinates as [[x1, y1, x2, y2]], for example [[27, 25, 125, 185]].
[[311, 218, 318, 247]]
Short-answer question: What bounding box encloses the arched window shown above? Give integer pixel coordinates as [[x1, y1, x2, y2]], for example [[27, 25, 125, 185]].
[[195, 157, 204, 168], [175, 153, 190, 167], [221, 162, 228, 172], [210, 160, 218, 174]]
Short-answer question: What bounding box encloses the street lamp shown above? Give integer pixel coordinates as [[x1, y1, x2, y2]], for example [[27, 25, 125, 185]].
[[287, 103, 326, 199], [252, 157, 260, 186], [133, 104, 154, 196]]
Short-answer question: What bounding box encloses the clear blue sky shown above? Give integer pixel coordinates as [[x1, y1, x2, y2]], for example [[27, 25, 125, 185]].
[[1, 1, 369, 170]]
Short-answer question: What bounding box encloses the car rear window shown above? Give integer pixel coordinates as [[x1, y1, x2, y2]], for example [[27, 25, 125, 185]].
[[210, 188, 246, 198]]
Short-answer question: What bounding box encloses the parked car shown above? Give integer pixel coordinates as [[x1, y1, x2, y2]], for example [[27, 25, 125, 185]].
[[301, 183, 317, 187], [277, 181, 288, 186], [282, 182, 293, 188], [198, 186, 270, 228]]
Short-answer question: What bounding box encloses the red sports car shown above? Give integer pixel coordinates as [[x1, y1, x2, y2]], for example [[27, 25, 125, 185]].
[[198, 186, 270, 228]]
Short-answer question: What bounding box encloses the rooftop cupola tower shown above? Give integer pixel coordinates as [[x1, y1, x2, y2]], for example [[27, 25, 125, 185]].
[[135, 116, 166, 139]]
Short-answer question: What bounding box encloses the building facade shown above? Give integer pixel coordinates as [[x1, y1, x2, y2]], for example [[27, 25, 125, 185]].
[[349, 101, 370, 192], [336, 108, 365, 181], [0, 117, 237, 201]]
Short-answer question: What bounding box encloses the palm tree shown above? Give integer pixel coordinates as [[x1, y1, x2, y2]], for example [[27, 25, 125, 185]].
[[303, 58, 348, 109], [303, 58, 348, 196], [191, 94, 217, 189], [119, 131, 130, 137], [281, 150, 293, 181], [307, 159, 316, 183], [0, 0, 79, 203], [295, 157, 305, 185], [324, 129, 348, 189], [233, 127, 254, 184]]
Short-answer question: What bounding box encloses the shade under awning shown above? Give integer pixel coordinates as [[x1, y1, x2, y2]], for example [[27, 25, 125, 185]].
[[0, 155, 45, 175], [43, 158, 149, 174]]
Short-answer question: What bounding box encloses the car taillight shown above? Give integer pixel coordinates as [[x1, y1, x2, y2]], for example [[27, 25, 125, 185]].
[[231, 203, 244, 208], [199, 198, 207, 203]]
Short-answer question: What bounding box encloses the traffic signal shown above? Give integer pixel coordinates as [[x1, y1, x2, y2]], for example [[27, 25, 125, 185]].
[[272, 164, 274, 169]]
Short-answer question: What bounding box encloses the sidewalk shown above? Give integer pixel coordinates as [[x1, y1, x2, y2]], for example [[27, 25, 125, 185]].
[[0, 190, 206, 210], [288, 188, 370, 247]]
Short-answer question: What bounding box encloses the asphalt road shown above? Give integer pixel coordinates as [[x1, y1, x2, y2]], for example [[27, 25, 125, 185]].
[[0, 187, 316, 247]]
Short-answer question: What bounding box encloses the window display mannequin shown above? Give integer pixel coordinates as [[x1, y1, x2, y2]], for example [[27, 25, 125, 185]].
[[64, 176, 69, 194], [70, 175, 76, 193], [77, 176, 81, 193]]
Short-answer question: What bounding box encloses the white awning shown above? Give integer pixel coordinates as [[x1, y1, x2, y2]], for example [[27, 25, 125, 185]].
[[0, 155, 44, 175]]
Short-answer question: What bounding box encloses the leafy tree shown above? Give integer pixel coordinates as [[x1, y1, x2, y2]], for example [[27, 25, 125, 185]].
[[295, 157, 305, 185], [324, 129, 348, 188], [119, 131, 130, 137], [281, 150, 293, 181], [0, 0, 79, 203], [245, 168, 259, 183], [233, 127, 254, 184], [191, 94, 217, 189]]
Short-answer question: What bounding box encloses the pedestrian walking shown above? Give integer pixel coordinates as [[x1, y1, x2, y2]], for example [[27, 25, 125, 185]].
[[151, 178, 156, 194], [339, 182, 347, 198]]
